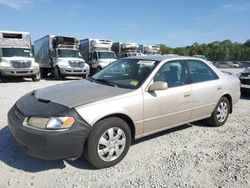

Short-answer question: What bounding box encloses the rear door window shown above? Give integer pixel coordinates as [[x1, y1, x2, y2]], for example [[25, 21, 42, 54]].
[[186, 60, 218, 83]]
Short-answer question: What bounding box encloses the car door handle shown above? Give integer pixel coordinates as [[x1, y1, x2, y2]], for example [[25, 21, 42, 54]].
[[183, 92, 191, 97], [217, 86, 223, 90]]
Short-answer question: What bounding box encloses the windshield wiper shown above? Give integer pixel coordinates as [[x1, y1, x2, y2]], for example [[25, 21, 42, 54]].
[[96, 79, 118, 87]]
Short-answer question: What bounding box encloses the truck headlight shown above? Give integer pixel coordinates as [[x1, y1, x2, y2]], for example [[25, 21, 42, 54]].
[[32, 62, 39, 68], [0, 60, 11, 68], [57, 61, 70, 68], [23, 117, 75, 130]]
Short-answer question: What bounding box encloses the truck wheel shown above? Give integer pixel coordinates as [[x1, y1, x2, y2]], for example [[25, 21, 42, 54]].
[[206, 96, 230, 127], [53, 67, 62, 80], [40, 68, 48, 78], [0, 73, 8, 83], [31, 72, 41, 82], [85, 117, 131, 169]]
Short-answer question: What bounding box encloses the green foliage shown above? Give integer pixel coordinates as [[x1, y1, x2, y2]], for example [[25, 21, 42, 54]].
[[159, 39, 250, 61]]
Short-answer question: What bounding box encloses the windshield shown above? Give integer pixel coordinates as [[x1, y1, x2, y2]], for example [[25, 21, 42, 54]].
[[123, 53, 138, 57], [58, 49, 82, 58], [98, 51, 117, 59], [91, 59, 159, 89], [2, 48, 33, 57]]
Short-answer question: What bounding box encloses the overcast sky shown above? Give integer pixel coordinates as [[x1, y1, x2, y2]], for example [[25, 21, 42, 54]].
[[0, 0, 250, 47]]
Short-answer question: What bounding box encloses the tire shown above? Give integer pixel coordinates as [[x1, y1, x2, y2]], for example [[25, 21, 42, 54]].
[[53, 66, 62, 80], [85, 117, 132, 169], [31, 72, 41, 82], [0, 73, 8, 83], [40, 68, 48, 78], [207, 97, 230, 127], [82, 74, 87, 79]]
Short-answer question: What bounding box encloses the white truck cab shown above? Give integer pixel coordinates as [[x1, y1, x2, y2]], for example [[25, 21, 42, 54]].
[[0, 31, 40, 81], [80, 39, 117, 74]]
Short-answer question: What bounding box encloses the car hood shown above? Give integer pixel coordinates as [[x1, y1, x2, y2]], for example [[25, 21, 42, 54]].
[[35, 80, 131, 108]]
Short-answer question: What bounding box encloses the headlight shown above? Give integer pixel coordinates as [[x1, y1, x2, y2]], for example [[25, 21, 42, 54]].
[[23, 116, 75, 130], [0, 60, 11, 68], [57, 61, 70, 68], [32, 62, 39, 68]]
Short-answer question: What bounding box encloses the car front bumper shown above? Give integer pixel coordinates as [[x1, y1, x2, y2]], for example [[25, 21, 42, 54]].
[[8, 93, 91, 160], [59, 67, 90, 76], [0, 68, 40, 77]]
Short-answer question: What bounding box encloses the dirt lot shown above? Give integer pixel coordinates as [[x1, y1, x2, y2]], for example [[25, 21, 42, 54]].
[[0, 78, 249, 188]]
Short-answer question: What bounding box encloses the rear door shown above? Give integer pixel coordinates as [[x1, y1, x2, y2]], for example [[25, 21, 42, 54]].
[[185, 60, 224, 120]]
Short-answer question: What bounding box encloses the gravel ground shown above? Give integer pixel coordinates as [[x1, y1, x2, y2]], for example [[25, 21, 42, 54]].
[[0, 78, 249, 188]]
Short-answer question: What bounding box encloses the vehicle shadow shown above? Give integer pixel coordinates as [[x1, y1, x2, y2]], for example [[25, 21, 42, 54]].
[[132, 124, 192, 145], [0, 126, 92, 172]]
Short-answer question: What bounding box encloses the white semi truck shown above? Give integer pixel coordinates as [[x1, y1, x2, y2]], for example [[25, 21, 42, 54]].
[[34, 35, 89, 80], [79, 39, 117, 74], [112, 42, 141, 59], [0, 30, 40, 81], [139, 44, 160, 55]]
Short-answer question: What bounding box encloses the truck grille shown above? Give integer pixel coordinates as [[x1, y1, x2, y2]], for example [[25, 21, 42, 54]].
[[69, 61, 84, 68], [11, 61, 31, 69]]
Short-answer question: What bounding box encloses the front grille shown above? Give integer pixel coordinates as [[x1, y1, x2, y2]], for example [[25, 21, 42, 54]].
[[11, 61, 31, 69], [69, 61, 84, 68]]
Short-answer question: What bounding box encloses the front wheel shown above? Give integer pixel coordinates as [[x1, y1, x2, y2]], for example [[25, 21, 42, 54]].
[[207, 96, 230, 127], [31, 72, 41, 82], [85, 117, 131, 169], [53, 67, 62, 80]]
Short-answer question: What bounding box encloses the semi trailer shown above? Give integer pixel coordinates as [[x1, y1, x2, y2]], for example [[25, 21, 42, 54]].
[[79, 38, 117, 74], [34, 35, 89, 79], [139, 44, 160, 55], [0, 30, 40, 81], [112, 42, 141, 59]]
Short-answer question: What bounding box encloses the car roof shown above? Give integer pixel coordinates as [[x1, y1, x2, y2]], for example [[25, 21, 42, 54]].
[[124, 55, 201, 62]]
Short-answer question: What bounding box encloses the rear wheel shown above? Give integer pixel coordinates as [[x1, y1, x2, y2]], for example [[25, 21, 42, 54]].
[[85, 117, 131, 169], [207, 97, 230, 127]]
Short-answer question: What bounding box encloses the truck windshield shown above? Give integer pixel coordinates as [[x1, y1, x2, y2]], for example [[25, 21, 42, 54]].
[[58, 49, 81, 58], [2, 48, 33, 57], [98, 52, 117, 59]]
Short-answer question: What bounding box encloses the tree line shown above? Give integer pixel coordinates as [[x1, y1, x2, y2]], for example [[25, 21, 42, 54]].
[[159, 39, 250, 61]]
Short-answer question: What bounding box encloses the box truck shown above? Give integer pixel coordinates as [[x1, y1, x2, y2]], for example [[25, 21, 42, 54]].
[[112, 42, 141, 59], [34, 35, 89, 79], [139, 44, 160, 55], [79, 39, 117, 74], [0, 30, 40, 81]]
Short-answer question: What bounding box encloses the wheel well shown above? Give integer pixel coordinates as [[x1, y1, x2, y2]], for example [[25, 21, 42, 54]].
[[222, 94, 232, 113], [98, 114, 136, 140]]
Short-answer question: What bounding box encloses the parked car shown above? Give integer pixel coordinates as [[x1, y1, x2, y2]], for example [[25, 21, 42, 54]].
[[215, 61, 241, 68], [239, 67, 250, 94], [8, 55, 240, 168]]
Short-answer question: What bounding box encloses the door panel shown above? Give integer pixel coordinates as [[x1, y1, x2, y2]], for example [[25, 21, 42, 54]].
[[185, 60, 224, 120], [143, 60, 192, 135], [143, 85, 192, 134], [191, 80, 223, 120]]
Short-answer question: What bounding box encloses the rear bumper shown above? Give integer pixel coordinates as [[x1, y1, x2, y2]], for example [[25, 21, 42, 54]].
[[0, 68, 39, 77], [8, 96, 91, 160]]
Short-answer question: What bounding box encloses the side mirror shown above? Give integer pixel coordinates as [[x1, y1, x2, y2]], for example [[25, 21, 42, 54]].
[[148, 81, 168, 92]]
